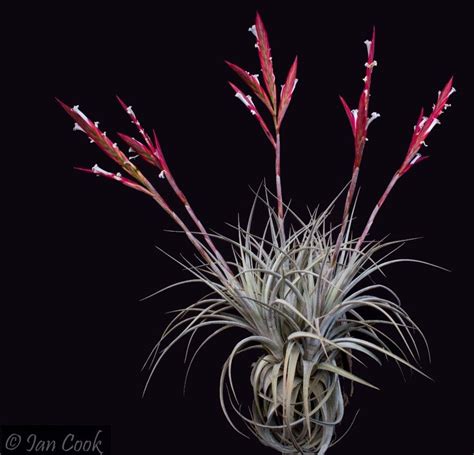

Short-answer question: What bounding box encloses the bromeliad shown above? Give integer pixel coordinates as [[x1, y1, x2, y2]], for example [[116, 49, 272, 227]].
[[60, 12, 455, 455]]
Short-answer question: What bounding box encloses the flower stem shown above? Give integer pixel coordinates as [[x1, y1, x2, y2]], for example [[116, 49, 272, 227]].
[[163, 166, 234, 279], [356, 172, 400, 250], [135, 175, 231, 283], [274, 132, 285, 239], [332, 163, 360, 266]]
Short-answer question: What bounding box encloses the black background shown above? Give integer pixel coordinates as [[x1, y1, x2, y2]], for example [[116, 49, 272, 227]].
[[3, 1, 473, 454]]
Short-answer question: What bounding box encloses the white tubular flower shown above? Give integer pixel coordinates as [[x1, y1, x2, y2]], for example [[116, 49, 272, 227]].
[[235, 92, 253, 108], [364, 39, 372, 55], [351, 109, 358, 123], [367, 112, 381, 127], [426, 118, 441, 133], [72, 105, 90, 123], [92, 164, 113, 177], [419, 116, 428, 129], [73, 123, 85, 133], [291, 79, 299, 94], [410, 153, 422, 165], [364, 60, 377, 69]]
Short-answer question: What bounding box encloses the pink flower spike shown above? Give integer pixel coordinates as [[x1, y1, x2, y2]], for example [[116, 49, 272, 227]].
[[332, 29, 378, 262], [116, 95, 154, 151], [254, 12, 277, 110], [225, 60, 273, 113], [74, 165, 152, 195], [277, 56, 298, 129], [228, 81, 276, 147], [57, 99, 128, 165], [363, 28, 376, 87], [339, 96, 356, 137], [401, 77, 455, 175]]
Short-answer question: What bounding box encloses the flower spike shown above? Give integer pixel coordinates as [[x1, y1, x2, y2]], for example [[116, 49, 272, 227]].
[[399, 77, 455, 176], [356, 77, 455, 249], [333, 28, 378, 265], [227, 12, 299, 237]]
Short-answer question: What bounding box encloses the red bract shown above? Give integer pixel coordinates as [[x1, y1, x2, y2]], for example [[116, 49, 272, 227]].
[[152, 130, 166, 169], [228, 81, 276, 147], [339, 95, 356, 136], [225, 61, 273, 112], [254, 12, 276, 110], [277, 56, 298, 129], [117, 132, 160, 167]]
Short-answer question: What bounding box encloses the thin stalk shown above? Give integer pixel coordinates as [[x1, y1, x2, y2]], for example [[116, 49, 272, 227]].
[[356, 172, 400, 250], [274, 132, 284, 240], [135, 176, 230, 283], [163, 165, 234, 279], [332, 161, 361, 266]]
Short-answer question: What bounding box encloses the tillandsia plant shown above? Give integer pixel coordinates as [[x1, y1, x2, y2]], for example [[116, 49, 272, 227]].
[[60, 12, 455, 455]]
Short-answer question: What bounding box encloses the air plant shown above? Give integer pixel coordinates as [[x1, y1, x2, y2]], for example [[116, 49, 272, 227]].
[[60, 12, 455, 455]]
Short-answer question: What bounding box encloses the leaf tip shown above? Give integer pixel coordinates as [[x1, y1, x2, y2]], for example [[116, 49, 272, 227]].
[[116, 95, 128, 111], [55, 97, 70, 111]]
